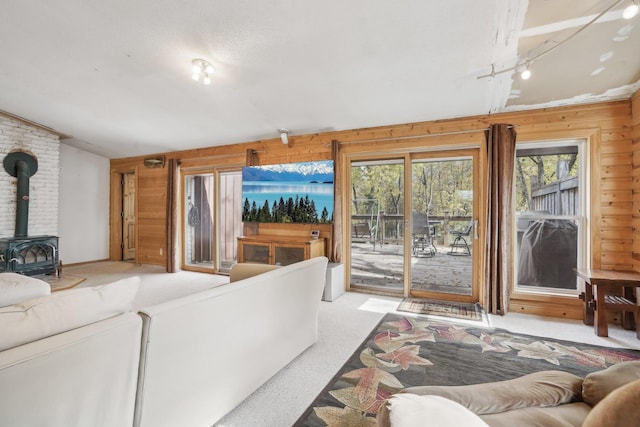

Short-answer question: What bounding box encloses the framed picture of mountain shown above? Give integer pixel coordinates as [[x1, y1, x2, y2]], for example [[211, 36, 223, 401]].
[[241, 160, 334, 224]]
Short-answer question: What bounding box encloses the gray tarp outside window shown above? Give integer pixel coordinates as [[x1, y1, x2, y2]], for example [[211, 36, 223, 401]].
[[517, 219, 578, 289]]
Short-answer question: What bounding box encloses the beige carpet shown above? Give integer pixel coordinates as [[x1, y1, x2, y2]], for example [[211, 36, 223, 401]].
[[66, 261, 230, 310], [35, 273, 86, 292]]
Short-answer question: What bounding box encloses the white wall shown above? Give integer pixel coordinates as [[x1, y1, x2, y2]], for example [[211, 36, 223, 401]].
[[58, 143, 110, 264]]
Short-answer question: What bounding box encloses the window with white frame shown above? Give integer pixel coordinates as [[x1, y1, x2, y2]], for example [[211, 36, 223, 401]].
[[513, 140, 587, 295]]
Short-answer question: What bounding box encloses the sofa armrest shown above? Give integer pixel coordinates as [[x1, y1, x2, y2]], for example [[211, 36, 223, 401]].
[[582, 360, 640, 406], [229, 263, 280, 282], [400, 370, 583, 415], [0, 313, 142, 427]]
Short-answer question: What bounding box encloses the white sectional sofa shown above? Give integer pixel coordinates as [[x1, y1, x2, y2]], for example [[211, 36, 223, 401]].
[[0, 257, 328, 427]]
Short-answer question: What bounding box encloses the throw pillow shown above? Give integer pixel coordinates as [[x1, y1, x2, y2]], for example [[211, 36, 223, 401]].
[[0, 276, 140, 352], [582, 378, 640, 427], [0, 273, 50, 307], [229, 263, 280, 282], [383, 394, 490, 427]]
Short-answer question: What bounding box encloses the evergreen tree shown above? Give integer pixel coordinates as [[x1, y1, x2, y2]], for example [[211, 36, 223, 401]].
[[321, 207, 329, 223], [242, 198, 251, 221]]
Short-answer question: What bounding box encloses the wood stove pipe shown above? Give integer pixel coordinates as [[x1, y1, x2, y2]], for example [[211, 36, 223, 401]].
[[3, 151, 38, 238]]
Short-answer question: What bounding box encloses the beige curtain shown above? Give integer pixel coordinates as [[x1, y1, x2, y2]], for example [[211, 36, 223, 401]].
[[166, 158, 180, 272], [483, 124, 517, 314], [331, 140, 342, 263]]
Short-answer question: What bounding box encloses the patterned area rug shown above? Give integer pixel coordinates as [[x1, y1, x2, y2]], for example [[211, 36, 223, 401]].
[[397, 297, 483, 321], [294, 313, 640, 426]]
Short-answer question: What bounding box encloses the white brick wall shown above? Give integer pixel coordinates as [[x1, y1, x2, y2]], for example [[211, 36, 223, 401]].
[[0, 115, 59, 237]]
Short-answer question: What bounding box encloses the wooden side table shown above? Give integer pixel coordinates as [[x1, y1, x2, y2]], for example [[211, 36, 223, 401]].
[[574, 268, 640, 339]]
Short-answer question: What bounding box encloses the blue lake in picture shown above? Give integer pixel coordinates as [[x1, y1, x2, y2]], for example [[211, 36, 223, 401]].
[[242, 181, 334, 217]]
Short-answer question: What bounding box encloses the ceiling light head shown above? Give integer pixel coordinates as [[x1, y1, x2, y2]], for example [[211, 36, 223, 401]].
[[520, 60, 532, 80], [623, 1, 639, 19], [191, 59, 213, 85], [278, 128, 289, 145]]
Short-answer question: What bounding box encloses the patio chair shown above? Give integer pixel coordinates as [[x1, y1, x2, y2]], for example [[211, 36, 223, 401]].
[[448, 221, 473, 255], [352, 222, 372, 239], [412, 224, 436, 257]]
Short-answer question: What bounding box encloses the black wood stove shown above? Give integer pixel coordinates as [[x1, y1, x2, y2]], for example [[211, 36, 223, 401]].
[[1, 151, 59, 276], [0, 235, 59, 275]]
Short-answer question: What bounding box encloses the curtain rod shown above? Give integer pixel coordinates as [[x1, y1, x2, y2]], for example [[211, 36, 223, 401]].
[[338, 125, 515, 146]]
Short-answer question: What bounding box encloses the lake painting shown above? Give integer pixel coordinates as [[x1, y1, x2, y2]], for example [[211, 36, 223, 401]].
[[242, 160, 334, 224]]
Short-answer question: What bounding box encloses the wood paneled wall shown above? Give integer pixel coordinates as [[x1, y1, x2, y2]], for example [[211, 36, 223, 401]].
[[110, 99, 635, 318], [632, 91, 640, 272]]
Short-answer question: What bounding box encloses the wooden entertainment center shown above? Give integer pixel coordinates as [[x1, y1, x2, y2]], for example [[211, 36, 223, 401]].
[[237, 222, 331, 266], [237, 234, 325, 266]]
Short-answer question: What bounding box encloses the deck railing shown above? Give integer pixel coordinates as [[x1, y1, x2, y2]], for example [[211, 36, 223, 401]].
[[351, 213, 472, 246], [530, 176, 579, 215]]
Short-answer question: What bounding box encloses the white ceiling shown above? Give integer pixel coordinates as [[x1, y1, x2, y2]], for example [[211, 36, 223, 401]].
[[0, 0, 638, 159]]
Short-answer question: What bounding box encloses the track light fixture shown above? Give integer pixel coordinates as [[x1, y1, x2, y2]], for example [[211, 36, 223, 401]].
[[520, 61, 532, 80], [191, 59, 214, 85], [279, 128, 289, 145], [478, 0, 638, 81], [624, 0, 639, 19]]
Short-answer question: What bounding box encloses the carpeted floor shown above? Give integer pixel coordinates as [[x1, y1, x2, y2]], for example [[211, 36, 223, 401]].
[[294, 312, 640, 426], [67, 261, 229, 310], [397, 297, 483, 321], [35, 273, 85, 292]]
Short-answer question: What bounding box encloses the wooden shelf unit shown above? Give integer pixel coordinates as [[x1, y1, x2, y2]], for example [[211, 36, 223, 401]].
[[237, 235, 325, 266]]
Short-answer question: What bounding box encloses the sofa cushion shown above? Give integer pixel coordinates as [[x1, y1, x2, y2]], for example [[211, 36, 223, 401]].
[[381, 394, 490, 427], [582, 360, 640, 407], [229, 263, 280, 282], [0, 273, 50, 307], [582, 378, 640, 427], [401, 370, 583, 415], [0, 276, 140, 351], [479, 402, 591, 427]]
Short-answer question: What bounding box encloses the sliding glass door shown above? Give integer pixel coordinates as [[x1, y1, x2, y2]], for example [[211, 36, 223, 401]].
[[347, 149, 479, 301], [349, 159, 405, 294], [184, 173, 215, 270], [182, 169, 243, 273], [410, 151, 477, 302]]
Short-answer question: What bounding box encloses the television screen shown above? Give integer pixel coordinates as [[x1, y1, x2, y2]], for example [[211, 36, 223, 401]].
[[242, 160, 334, 223]]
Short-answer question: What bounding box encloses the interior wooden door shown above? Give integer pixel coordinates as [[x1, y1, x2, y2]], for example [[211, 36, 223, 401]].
[[122, 173, 136, 260]]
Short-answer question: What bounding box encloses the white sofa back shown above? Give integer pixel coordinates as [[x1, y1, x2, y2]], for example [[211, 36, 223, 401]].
[[0, 313, 142, 427], [134, 257, 328, 427]]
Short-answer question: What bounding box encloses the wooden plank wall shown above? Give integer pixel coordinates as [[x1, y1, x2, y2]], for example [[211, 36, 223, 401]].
[[110, 99, 635, 317], [632, 91, 640, 272], [136, 167, 168, 264]]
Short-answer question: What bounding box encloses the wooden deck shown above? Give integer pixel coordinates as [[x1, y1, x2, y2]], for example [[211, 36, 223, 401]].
[[350, 241, 472, 295]]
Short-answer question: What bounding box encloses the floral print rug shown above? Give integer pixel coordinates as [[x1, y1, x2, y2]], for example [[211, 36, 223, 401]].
[[294, 313, 640, 426]]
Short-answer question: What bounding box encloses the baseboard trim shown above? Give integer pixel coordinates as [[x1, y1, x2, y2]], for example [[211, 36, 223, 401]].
[[508, 298, 583, 320]]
